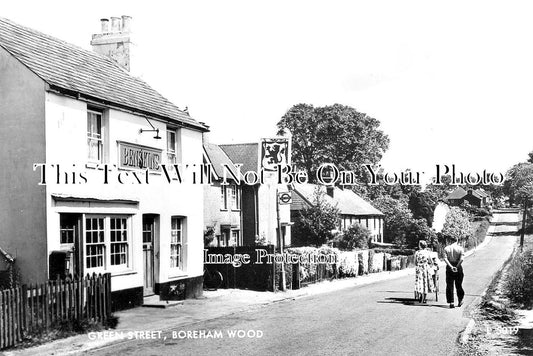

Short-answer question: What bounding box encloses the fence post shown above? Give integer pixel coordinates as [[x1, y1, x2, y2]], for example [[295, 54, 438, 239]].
[[7, 289, 12, 348], [15, 287, 21, 342], [105, 273, 112, 319], [0, 290, 4, 349], [292, 262, 300, 290]]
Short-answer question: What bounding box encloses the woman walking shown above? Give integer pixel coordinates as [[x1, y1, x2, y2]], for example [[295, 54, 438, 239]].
[[414, 240, 431, 303]]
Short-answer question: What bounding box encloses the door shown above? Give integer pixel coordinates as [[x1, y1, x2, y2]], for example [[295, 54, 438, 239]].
[[142, 216, 155, 296]]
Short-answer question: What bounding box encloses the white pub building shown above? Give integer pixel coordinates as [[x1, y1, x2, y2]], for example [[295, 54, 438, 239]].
[[0, 16, 207, 309]]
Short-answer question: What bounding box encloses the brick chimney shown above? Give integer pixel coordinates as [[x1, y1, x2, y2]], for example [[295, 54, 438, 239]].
[[91, 15, 133, 72]]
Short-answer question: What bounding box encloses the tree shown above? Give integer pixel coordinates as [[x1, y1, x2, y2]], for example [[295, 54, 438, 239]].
[[372, 196, 413, 246], [406, 218, 437, 248], [424, 174, 454, 202], [277, 103, 389, 182], [441, 207, 472, 245], [372, 195, 435, 248], [504, 162, 533, 249], [332, 224, 371, 250], [505, 163, 533, 206], [292, 187, 340, 246], [409, 191, 437, 226]]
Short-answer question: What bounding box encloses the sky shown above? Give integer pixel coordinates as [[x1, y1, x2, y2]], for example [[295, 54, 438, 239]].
[[3, 0, 533, 179]]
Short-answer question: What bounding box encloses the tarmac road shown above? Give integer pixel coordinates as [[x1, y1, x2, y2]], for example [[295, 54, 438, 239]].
[[89, 234, 517, 356]]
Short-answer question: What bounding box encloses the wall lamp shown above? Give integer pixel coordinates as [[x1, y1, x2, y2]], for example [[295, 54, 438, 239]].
[[139, 117, 162, 139]]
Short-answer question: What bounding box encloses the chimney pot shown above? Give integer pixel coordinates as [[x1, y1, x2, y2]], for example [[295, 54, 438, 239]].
[[100, 18, 109, 33], [110, 16, 121, 32], [121, 15, 132, 32]]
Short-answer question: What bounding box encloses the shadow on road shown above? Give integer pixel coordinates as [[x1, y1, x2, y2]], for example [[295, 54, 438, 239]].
[[378, 297, 451, 308]]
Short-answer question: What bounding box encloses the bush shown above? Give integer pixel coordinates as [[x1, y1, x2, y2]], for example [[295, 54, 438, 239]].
[[338, 251, 358, 277], [331, 224, 371, 250], [504, 249, 533, 308]]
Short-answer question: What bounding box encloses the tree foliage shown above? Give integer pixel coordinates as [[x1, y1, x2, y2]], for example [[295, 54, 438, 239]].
[[332, 224, 371, 250], [277, 103, 389, 182], [408, 191, 437, 226], [441, 207, 472, 243], [504, 163, 533, 206], [371, 196, 434, 248], [292, 187, 340, 247]]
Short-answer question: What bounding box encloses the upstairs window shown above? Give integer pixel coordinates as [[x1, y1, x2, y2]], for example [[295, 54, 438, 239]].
[[230, 185, 240, 210], [221, 185, 227, 210], [87, 110, 104, 163], [167, 129, 177, 165]]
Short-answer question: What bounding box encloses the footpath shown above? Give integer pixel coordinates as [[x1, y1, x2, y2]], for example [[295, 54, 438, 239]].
[[3, 237, 491, 356], [4, 267, 415, 355]]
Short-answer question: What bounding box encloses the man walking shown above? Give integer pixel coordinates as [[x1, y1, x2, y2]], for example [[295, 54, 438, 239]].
[[443, 236, 465, 308]]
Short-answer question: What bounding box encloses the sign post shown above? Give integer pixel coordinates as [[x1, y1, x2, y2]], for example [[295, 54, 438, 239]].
[[276, 189, 287, 291]]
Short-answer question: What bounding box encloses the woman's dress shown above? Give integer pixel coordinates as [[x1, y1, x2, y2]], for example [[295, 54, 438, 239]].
[[414, 249, 431, 295]]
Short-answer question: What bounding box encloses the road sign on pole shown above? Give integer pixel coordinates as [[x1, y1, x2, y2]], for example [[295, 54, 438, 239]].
[[278, 192, 292, 205]]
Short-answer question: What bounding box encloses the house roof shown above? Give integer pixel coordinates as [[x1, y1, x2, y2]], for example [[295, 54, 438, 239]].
[[446, 187, 488, 201], [0, 246, 15, 263], [219, 143, 258, 173], [292, 183, 383, 216], [203, 142, 239, 180], [446, 187, 467, 200], [476, 189, 489, 198], [0, 17, 207, 131]]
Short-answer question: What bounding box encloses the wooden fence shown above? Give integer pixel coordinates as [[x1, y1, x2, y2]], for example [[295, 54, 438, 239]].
[[0, 273, 112, 350]]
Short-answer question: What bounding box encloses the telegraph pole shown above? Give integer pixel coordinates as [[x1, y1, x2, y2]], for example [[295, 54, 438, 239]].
[[521, 199, 528, 251]]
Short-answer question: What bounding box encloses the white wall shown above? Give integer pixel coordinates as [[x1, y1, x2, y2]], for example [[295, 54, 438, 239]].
[[256, 171, 291, 246], [44, 92, 204, 292]]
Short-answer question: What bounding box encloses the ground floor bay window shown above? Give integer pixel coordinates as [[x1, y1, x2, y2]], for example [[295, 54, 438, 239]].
[[85, 215, 130, 273]]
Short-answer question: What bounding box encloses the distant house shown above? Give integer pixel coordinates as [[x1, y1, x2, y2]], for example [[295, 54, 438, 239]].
[[290, 184, 384, 245], [446, 187, 491, 208], [219, 143, 292, 246], [203, 142, 243, 247]]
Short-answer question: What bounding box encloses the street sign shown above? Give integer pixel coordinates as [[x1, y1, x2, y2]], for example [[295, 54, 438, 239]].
[[278, 192, 292, 205]]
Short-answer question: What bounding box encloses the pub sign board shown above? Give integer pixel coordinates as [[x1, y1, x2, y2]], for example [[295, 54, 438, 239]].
[[118, 141, 162, 171], [260, 138, 290, 172]]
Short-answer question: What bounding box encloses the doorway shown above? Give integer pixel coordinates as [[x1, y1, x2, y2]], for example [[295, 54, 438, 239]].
[[142, 215, 157, 296]]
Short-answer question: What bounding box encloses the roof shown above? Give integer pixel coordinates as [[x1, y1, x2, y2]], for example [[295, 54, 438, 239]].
[[446, 187, 488, 201], [0, 17, 207, 131], [446, 187, 467, 200], [292, 183, 383, 216], [476, 189, 489, 198], [203, 142, 239, 180], [0, 246, 15, 263], [219, 143, 258, 173]]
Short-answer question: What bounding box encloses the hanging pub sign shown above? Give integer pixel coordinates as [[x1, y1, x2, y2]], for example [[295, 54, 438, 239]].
[[118, 141, 162, 171], [259, 138, 290, 172]]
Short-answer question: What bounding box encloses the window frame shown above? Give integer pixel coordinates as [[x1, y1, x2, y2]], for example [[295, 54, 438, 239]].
[[87, 109, 104, 164], [83, 214, 131, 274], [59, 214, 77, 248], [231, 230, 241, 246], [170, 216, 186, 271], [167, 128, 178, 165], [230, 184, 241, 210], [220, 185, 228, 210]]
